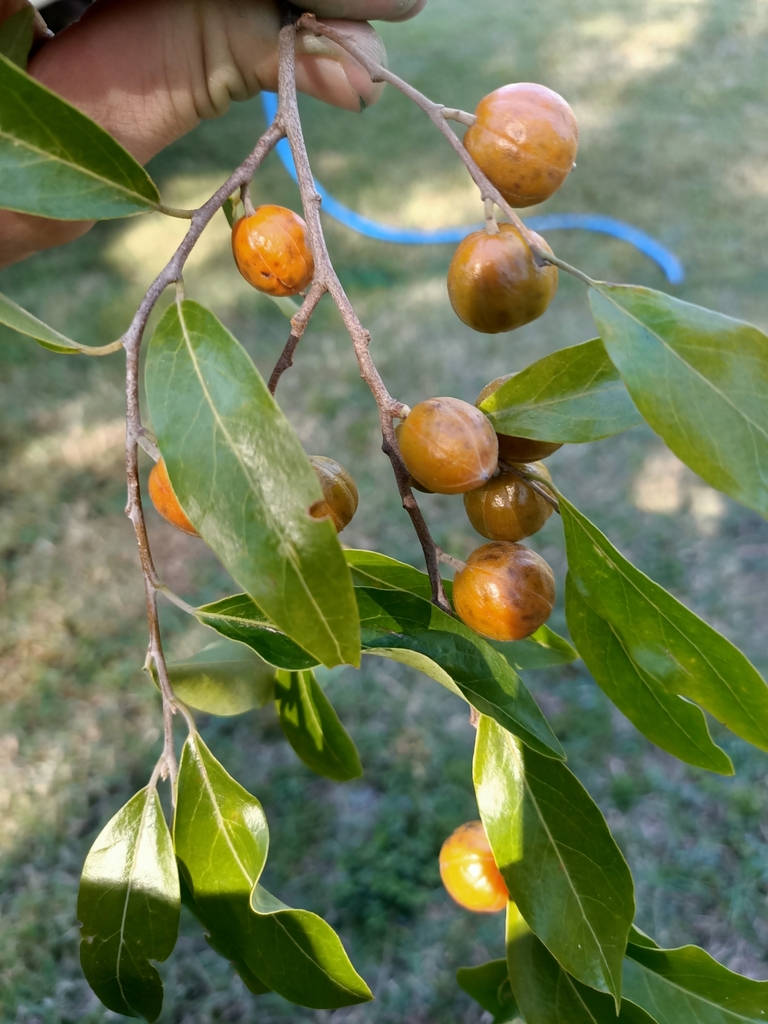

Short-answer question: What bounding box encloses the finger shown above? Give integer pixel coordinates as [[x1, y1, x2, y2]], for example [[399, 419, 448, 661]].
[[295, 20, 386, 111], [300, 0, 426, 22]]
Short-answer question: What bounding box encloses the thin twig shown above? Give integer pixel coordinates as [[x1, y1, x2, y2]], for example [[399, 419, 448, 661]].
[[121, 121, 285, 795], [296, 15, 589, 280], [499, 460, 561, 513], [80, 339, 124, 356], [277, 23, 451, 613], [437, 548, 466, 573], [268, 280, 326, 394], [442, 108, 477, 127]]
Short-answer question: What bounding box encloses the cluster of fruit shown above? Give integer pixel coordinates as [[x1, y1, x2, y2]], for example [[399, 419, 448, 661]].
[[151, 80, 577, 654]]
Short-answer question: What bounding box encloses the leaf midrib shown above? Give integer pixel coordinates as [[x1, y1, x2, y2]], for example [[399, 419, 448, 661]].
[[594, 287, 768, 443], [504, 728, 617, 997], [0, 127, 153, 205], [114, 787, 154, 1010], [191, 737, 361, 996], [567, 503, 768, 745], [600, 601, 729, 766], [175, 302, 343, 664], [629, 956, 763, 1022]]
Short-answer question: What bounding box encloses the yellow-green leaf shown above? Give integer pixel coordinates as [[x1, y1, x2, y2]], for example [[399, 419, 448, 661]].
[[590, 284, 768, 519], [0, 55, 160, 219]]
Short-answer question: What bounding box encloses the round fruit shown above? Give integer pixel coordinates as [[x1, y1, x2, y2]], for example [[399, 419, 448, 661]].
[[476, 375, 563, 463], [232, 205, 314, 296], [498, 435, 563, 463], [308, 456, 359, 533], [447, 225, 558, 334], [148, 459, 199, 537], [465, 82, 579, 208], [396, 398, 498, 495], [453, 541, 555, 641], [464, 462, 554, 542], [439, 820, 509, 914]]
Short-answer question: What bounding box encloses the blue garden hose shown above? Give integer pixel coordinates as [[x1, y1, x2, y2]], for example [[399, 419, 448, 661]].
[[260, 93, 684, 285]]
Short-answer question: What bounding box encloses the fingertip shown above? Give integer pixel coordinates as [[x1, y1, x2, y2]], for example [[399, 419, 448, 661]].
[[294, 54, 381, 112], [386, 0, 427, 22], [296, 21, 387, 111]]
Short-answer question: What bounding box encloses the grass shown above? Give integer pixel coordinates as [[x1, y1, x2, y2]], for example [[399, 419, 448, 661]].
[[2, 0, 768, 1020]]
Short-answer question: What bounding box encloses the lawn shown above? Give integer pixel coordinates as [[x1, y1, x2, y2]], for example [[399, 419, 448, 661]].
[[2, 0, 768, 1020]]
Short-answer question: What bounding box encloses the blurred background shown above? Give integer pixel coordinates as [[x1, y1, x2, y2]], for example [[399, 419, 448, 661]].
[[2, 0, 768, 1020]]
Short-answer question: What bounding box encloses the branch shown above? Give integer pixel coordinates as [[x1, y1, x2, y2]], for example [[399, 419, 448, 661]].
[[296, 15, 583, 278], [268, 280, 326, 394], [276, 23, 451, 614], [121, 121, 285, 794]]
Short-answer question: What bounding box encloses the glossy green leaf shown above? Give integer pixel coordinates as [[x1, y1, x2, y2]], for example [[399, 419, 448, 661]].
[[248, 884, 372, 1008], [474, 715, 634, 1002], [624, 939, 768, 1024], [456, 959, 520, 1023], [566, 575, 733, 774], [629, 925, 660, 949], [145, 300, 360, 669], [0, 290, 118, 355], [491, 624, 578, 671], [507, 925, 658, 1024], [195, 594, 319, 671], [358, 586, 564, 760], [164, 639, 276, 716], [0, 7, 35, 68], [78, 786, 180, 1022], [275, 669, 362, 781], [561, 495, 768, 751], [479, 338, 642, 443], [177, 868, 270, 995], [0, 55, 159, 219], [347, 549, 576, 671], [174, 733, 370, 1008], [590, 284, 768, 519], [346, 548, 438, 598]]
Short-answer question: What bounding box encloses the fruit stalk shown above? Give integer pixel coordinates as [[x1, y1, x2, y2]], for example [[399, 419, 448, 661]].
[[277, 20, 451, 613]]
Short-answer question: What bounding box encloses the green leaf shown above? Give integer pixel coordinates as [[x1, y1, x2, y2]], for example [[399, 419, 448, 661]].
[[145, 300, 360, 669], [565, 575, 733, 775], [347, 549, 575, 671], [629, 925, 660, 949], [624, 939, 768, 1024], [474, 715, 635, 1002], [0, 290, 119, 355], [78, 786, 180, 1022], [248, 885, 372, 1008], [0, 55, 159, 219], [196, 594, 320, 670], [479, 338, 642, 443], [507, 925, 658, 1024], [164, 638, 276, 716], [174, 733, 370, 1008], [561, 495, 768, 752], [456, 959, 520, 1023], [275, 669, 363, 781], [357, 586, 564, 760], [346, 548, 438, 598], [589, 284, 768, 519], [0, 7, 35, 68], [491, 624, 578, 672]]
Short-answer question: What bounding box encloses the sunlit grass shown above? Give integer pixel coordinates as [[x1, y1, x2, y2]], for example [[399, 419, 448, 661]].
[[2, 0, 768, 1019]]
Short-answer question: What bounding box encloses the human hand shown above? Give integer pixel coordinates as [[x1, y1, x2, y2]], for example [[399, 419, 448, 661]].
[[0, 0, 427, 267]]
